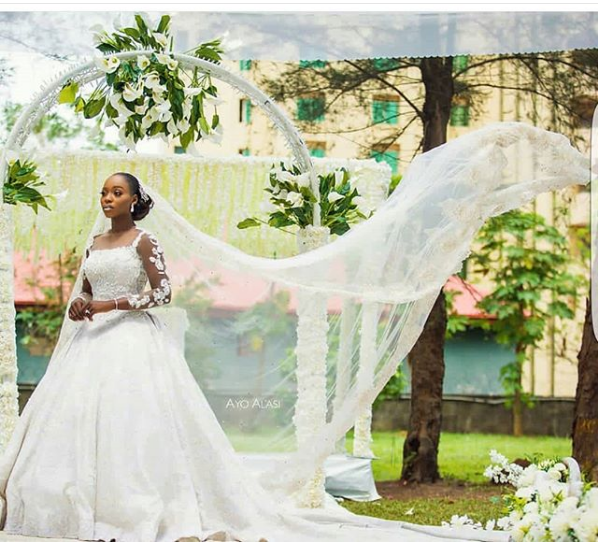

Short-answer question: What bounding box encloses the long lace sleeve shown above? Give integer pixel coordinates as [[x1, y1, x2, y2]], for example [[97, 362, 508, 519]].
[[125, 232, 172, 310], [73, 246, 94, 304]]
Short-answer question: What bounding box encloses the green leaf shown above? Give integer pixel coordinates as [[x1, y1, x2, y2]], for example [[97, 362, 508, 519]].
[[83, 96, 106, 119], [58, 81, 79, 104], [157, 14, 171, 34], [237, 218, 260, 229], [122, 27, 140, 40], [180, 127, 195, 149]]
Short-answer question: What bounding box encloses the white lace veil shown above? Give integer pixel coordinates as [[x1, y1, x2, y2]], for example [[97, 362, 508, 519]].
[[44, 121, 589, 501]]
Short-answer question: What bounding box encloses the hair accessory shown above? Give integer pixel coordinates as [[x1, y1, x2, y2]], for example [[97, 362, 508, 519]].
[[138, 180, 150, 203]]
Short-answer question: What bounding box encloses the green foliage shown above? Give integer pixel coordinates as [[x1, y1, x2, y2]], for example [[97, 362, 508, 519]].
[[65, 13, 225, 151], [3, 157, 51, 213], [236, 163, 370, 237], [16, 247, 82, 352], [469, 209, 585, 406]]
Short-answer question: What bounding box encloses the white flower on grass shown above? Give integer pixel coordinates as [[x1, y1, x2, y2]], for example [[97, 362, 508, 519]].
[[143, 72, 162, 90], [136, 55, 150, 70], [95, 55, 120, 74], [327, 192, 344, 203], [155, 53, 178, 71], [153, 32, 169, 48], [122, 82, 143, 102]]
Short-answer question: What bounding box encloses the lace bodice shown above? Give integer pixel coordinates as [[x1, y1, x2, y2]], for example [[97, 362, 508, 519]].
[[80, 228, 171, 309]]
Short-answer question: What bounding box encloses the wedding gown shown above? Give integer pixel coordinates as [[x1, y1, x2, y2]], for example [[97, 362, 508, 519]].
[[0, 226, 509, 542]]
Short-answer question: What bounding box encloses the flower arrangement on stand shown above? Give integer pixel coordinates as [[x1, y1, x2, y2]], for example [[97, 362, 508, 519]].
[[440, 450, 597, 541], [58, 13, 225, 151], [237, 161, 371, 236]]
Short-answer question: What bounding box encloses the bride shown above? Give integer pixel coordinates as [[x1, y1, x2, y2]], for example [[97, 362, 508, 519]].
[[0, 122, 588, 542]]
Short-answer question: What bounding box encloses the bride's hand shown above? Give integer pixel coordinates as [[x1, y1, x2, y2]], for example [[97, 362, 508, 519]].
[[68, 298, 88, 321], [80, 300, 114, 321]]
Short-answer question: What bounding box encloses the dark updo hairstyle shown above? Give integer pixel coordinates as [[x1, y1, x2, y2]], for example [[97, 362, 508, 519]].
[[113, 172, 154, 221]]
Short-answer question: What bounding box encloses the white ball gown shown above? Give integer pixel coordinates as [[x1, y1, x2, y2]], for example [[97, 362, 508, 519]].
[[0, 226, 509, 542]]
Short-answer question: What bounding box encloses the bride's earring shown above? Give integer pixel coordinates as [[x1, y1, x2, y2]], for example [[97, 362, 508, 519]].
[[130, 202, 135, 213]]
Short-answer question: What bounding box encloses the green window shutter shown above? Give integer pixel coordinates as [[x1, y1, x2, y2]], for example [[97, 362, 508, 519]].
[[450, 104, 470, 127], [299, 60, 327, 69], [239, 60, 252, 71], [297, 97, 325, 122], [243, 100, 252, 123], [240, 148, 251, 156], [309, 147, 326, 158], [373, 58, 400, 71], [372, 100, 398, 125], [453, 55, 469, 73], [371, 149, 399, 174], [174, 146, 186, 154]]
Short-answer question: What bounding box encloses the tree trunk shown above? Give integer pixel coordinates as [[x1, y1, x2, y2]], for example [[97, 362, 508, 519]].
[[401, 56, 453, 484], [572, 297, 598, 483]]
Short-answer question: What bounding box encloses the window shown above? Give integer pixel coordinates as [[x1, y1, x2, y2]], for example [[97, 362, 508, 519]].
[[372, 98, 399, 125], [239, 148, 251, 156], [307, 141, 326, 158], [373, 58, 400, 71], [297, 96, 326, 122], [299, 60, 327, 69], [239, 59, 252, 71], [174, 146, 186, 154], [450, 104, 470, 127], [239, 99, 252, 123], [453, 55, 469, 73], [371, 145, 400, 174]]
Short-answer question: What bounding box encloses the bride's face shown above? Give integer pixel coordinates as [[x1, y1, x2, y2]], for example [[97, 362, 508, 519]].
[[101, 175, 138, 217]]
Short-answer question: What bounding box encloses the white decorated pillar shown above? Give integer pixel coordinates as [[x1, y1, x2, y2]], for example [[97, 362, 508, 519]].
[[292, 225, 330, 508]]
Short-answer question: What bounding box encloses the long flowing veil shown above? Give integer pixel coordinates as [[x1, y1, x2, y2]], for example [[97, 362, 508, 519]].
[[42, 121, 589, 504]]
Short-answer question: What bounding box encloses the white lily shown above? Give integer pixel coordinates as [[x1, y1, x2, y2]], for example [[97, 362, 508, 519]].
[[95, 55, 120, 74], [328, 192, 344, 203], [4, 149, 20, 165], [153, 32, 169, 49], [176, 119, 191, 134], [278, 170, 297, 183], [118, 126, 136, 151], [286, 192, 304, 207], [166, 118, 178, 134], [155, 53, 178, 71], [134, 101, 149, 115], [141, 108, 159, 130], [334, 169, 345, 186], [260, 200, 278, 214], [155, 101, 173, 122], [109, 93, 135, 118], [143, 72, 162, 89], [295, 172, 311, 188], [122, 82, 143, 103], [353, 196, 372, 215], [184, 87, 203, 97], [203, 93, 224, 107], [182, 98, 192, 118], [136, 55, 150, 70], [137, 11, 155, 30], [200, 123, 223, 145]]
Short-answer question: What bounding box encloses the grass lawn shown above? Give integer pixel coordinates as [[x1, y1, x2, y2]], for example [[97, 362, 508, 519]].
[[344, 430, 572, 483], [337, 431, 572, 525]]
